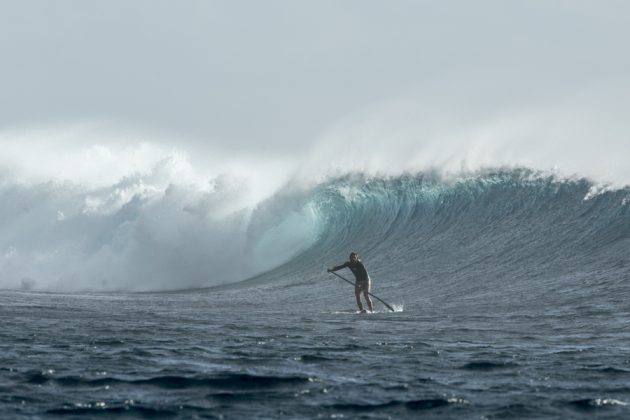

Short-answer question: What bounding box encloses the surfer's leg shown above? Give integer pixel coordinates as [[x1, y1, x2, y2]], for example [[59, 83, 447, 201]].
[[364, 279, 373, 312], [354, 284, 364, 311], [363, 291, 373, 312]]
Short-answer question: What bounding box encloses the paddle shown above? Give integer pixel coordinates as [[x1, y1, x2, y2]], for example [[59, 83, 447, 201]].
[[329, 271, 395, 312]]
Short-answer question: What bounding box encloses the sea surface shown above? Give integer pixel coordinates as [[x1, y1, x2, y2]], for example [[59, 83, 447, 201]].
[[2, 170, 630, 418]]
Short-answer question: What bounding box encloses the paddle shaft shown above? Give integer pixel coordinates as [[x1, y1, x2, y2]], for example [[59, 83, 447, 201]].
[[329, 271, 395, 312]]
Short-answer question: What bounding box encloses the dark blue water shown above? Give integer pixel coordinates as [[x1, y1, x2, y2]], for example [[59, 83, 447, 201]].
[[2, 289, 629, 419], [2, 171, 630, 418]]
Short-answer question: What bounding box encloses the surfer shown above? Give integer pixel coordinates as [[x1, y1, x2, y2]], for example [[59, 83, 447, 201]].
[[328, 252, 374, 313]]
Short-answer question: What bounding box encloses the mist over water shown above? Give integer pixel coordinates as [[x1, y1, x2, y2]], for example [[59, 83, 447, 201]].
[[301, 78, 630, 186]]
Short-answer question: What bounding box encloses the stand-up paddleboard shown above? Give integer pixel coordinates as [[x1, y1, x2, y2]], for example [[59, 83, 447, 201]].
[[329, 272, 395, 312]]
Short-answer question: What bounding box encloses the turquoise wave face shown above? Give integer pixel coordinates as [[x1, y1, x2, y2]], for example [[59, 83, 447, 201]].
[[254, 170, 630, 307]]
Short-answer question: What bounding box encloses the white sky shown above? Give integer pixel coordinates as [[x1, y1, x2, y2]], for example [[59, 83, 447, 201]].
[[1, 1, 630, 182]]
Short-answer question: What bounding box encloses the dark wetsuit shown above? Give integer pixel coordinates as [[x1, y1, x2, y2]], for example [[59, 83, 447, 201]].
[[331, 260, 371, 290]]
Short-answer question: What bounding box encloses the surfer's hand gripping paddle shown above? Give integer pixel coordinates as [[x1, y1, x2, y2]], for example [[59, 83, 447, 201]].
[[329, 271, 395, 312]]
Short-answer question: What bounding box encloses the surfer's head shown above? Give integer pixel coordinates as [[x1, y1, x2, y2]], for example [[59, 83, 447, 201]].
[[349, 252, 359, 262]]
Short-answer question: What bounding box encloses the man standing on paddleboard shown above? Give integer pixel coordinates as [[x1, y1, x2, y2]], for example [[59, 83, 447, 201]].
[[328, 252, 374, 313]]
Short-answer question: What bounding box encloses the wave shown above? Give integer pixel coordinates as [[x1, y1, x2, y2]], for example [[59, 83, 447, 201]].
[[1, 166, 629, 295]]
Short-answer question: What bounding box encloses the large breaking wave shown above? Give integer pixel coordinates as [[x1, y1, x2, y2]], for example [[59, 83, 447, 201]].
[[1, 160, 628, 296]]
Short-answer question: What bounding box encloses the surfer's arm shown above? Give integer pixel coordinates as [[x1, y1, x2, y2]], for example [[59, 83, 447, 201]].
[[327, 262, 349, 272]]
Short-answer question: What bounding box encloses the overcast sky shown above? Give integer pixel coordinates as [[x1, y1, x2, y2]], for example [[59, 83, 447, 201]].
[[1, 1, 629, 161]]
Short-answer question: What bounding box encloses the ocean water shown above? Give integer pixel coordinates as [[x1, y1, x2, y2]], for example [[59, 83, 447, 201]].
[[2, 170, 630, 418]]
